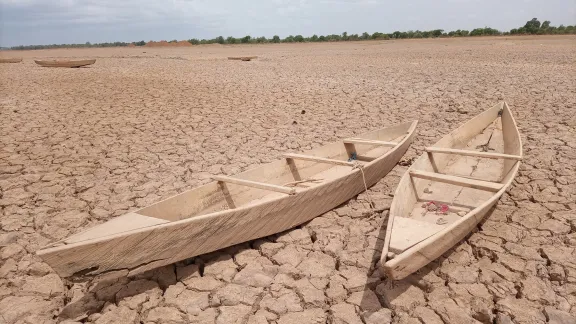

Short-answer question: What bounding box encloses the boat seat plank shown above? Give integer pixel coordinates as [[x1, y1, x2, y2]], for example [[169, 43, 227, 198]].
[[410, 170, 503, 192], [213, 175, 296, 195], [343, 138, 398, 147], [284, 153, 356, 167], [389, 217, 446, 254], [426, 147, 522, 161]]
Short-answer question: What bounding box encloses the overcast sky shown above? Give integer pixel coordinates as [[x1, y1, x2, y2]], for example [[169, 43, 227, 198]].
[[0, 0, 574, 47]]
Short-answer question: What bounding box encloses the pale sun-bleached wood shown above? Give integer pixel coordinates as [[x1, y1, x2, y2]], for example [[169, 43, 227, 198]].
[[381, 102, 504, 267], [34, 59, 96, 68], [37, 121, 418, 278], [381, 102, 521, 280], [388, 217, 446, 253], [212, 175, 296, 195], [425, 147, 522, 160], [409, 170, 504, 192], [228, 56, 258, 61], [343, 138, 398, 147], [283, 153, 356, 167]]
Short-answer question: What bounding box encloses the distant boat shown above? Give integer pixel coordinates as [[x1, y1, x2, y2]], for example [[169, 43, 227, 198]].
[[380, 102, 522, 280], [34, 59, 96, 68], [38, 121, 417, 278], [228, 56, 258, 61], [0, 57, 22, 63]]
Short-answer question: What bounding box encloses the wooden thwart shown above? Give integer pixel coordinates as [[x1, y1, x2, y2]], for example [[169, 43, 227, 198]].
[[343, 138, 398, 147], [212, 176, 295, 195], [409, 170, 503, 192], [425, 147, 522, 160], [284, 153, 356, 167]]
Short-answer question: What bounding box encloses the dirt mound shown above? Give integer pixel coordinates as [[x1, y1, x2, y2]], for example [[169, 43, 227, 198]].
[[176, 40, 193, 47]]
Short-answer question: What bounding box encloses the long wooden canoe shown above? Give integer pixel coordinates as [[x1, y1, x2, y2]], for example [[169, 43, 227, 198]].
[[38, 121, 418, 278], [34, 59, 96, 68], [0, 57, 22, 63], [380, 102, 521, 280]]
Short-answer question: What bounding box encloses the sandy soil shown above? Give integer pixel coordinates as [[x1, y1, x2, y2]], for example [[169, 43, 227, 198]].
[[1, 35, 575, 324]]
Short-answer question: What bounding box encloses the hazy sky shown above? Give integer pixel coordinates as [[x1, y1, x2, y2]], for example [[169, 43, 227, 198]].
[[1, 0, 574, 46]]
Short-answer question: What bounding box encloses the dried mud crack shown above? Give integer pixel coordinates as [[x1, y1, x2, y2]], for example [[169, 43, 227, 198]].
[[0, 36, 575, 323]]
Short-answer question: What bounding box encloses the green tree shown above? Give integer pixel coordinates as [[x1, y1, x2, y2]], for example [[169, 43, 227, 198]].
[[541, 20, 551, 30], [310, 34, 319, 42], [431, 29, 444, 37], [226, 36, 237, 44], [361, 32, 369, 40], [524, 18, 541, 34], [241, 35, 251, 43], [216, 36, 225, 44], [342, 31, 348, 41], [294, 35, 304, 42], [271, 35, 280, 43]]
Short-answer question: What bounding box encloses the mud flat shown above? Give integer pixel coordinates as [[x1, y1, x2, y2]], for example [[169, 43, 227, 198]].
[[0, 35, 575, 323]]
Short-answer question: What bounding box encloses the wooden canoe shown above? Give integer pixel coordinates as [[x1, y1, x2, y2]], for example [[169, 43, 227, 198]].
[[380, 102, 521, 280], [228, 56, 258, 61], [34, 59, 96, 68], [0, 57, 22, 63], [38, 121, 418, 278]]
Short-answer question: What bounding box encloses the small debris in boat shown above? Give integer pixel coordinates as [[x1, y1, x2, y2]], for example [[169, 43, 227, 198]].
[[436, 217, 448, 225], [423, 187, 432, 194], [438, 204, 449, 214], [301, 110, 306, 114], [426, 202, 438, 212], [457, 211, 467, 217]]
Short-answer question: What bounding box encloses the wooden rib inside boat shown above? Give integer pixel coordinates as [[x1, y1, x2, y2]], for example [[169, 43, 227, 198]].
[[381, 102, 522, 280], [34, 59, 96, 68], [0, 57, 23, 63], [38, 121, 418, 278]]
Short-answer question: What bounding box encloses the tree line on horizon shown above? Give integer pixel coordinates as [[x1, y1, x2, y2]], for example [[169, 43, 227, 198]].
[[8, 18, 575, 50]]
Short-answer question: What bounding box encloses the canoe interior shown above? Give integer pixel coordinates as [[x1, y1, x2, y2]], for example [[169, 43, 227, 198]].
[[61, 122, 414, 246], [387, 102, 521, 256]]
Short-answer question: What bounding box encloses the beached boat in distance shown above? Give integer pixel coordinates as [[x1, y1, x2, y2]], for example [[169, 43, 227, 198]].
[[38, 121, 418, 278], [0, 57, 23, 63], [380, 102, 522, 280], [34, 59, 96, 68], [228, 56, 258, 61]]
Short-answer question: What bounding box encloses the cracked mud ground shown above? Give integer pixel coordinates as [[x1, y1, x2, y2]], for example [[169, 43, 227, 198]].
[[0, 36, 575, 324]]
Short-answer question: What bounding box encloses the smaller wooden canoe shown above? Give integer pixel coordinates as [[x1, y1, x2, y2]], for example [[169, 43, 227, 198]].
[[380, 102, 522, 280], [0, 57, 22, 63], [228, 56, 257, 61], [35, 59, 96, 68]]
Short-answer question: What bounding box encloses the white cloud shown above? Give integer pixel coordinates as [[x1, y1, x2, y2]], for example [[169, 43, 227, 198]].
[[0, 0, 574, 46]]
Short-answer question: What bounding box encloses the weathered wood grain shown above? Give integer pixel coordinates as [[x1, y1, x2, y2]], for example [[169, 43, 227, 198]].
[[38, 120, 418, 278], [380, 102, 522, 280]]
